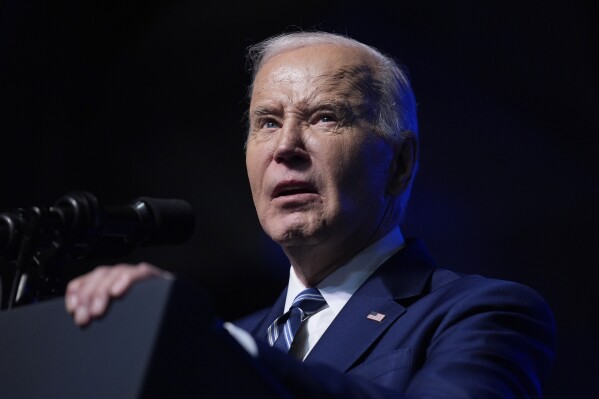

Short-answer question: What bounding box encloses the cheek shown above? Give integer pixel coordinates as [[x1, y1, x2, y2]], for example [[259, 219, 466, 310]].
[[245, 151, 264, 201], [329, 139, 392, 200]]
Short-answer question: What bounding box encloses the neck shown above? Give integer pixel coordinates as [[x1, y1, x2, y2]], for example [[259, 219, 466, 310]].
[[283, 225, 394, 287]]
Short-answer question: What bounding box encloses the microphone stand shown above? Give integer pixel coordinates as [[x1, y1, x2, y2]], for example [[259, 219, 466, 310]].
[[7, 206, 67, 309]]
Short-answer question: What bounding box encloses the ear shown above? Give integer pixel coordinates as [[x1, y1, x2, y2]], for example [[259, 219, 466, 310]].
[[386, 132, 417, 197]]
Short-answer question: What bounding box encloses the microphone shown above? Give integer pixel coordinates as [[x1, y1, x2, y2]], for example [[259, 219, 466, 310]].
[[0, 192, 195, 259], [0, 211, 23, 259]]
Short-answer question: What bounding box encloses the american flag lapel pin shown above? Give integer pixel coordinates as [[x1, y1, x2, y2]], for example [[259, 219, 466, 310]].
[[366, 311, 386, 322]]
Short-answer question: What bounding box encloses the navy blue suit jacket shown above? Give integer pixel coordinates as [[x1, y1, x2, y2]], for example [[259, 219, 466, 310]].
[[235, 240, 556, 398]]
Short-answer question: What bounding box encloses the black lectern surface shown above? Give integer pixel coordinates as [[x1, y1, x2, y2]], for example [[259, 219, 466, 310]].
[[0, 279, 283, 398]]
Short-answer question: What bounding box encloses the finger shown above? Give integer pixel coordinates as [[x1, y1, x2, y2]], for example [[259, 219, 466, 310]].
[[65, 279, 80, 313], [70, 266, 115, 325], [74, 304, 91, 326], [86, 265, 136, 317], [65, 266, 109, 313]]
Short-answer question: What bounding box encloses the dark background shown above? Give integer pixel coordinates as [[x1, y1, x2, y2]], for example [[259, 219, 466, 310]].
[[1, 1, 596, 397]]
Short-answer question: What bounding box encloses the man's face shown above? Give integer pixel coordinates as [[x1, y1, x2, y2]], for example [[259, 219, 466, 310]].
[[245, 44, 396, 251]]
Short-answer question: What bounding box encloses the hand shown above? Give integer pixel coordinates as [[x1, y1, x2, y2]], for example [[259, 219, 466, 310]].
[[65, 262, 172, 326]]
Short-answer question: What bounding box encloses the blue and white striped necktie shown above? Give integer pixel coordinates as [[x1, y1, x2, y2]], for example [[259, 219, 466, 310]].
[[267, 287, 327, 353]]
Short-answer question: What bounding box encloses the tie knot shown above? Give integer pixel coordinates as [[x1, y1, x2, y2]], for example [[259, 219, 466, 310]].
[[266, 287, 327, 351], [291, 287, 326, 315]]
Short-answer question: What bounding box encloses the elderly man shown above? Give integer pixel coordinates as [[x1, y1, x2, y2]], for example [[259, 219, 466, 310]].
[[65, 32, 555, 398]]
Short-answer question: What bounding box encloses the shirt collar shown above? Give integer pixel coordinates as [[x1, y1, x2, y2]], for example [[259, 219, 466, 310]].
[[285, 226, 405, 313]]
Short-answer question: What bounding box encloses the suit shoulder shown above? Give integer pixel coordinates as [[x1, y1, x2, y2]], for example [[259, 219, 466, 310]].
[[429, 268, 555, 325], [432, 268, 545, 298]]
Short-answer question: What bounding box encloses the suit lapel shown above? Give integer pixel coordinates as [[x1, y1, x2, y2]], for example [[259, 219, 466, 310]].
[[251, 287, 288, 341], [304, 239, 436, 372], [304, 280, 407, 371]]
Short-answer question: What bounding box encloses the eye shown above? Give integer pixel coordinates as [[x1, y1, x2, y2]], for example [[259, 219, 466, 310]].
[[314, 113, 338, 125], [259, 119, 280, 130]]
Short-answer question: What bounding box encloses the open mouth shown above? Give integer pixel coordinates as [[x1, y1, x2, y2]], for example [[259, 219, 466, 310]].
[[272, 182, 317, 198]]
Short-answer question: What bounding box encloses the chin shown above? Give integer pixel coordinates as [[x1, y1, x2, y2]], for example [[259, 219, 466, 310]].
[[261, 209, 328, 245], [270, 229, 310, 246], [266, 223, 321, 247]]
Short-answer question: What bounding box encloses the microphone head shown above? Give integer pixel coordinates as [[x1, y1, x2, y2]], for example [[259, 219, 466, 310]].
[[134, 197, 195, 246]]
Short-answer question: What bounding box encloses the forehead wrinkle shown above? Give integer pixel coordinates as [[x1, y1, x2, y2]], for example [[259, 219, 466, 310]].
[[252, 54, 379, 121], [328, 65, 379, 100], [307, 67, 359, 96], [260, 65, 364, 106], [250, 87, 292, 115], [254, 81, 327, 117], [290, 69, 363, 108]]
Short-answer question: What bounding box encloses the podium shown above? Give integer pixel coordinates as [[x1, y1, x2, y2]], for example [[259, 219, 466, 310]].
[[0, 279, 286, 398]]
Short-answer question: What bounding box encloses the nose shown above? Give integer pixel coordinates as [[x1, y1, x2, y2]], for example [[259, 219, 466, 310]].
[[273, 121, 309, 165]]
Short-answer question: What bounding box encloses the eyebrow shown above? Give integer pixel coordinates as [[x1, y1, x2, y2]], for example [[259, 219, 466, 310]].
[[305, 99, 356, 117], [250, 99, 362, 128], [251, 105, 282, 118], [305, 98, 351, 109]]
